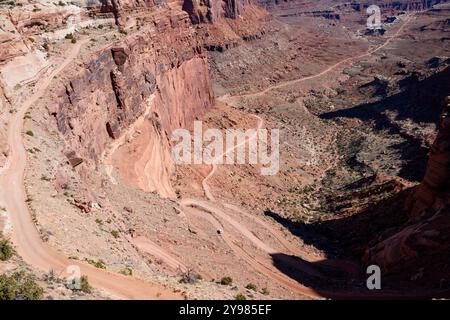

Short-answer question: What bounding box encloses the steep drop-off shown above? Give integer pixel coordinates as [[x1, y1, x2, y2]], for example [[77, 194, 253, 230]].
[[51, 9, 214, 197]]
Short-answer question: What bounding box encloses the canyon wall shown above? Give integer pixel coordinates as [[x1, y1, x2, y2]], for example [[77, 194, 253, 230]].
[[365, 95, 450, 283], [51, 9, 214, 197], [181, 0, 252, 24]]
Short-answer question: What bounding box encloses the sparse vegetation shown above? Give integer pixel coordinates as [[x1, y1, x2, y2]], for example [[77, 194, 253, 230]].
[[119, 267, 133, 277], [245, 283, 257, 291], [261, 287, 269, 295], [25, 130, 34, 137], [42, 42, 49, 51], [235, 293, 247, 300], [79, 275, 91, 293], [179, 269, 202, 284], [0, 235, 14, 261], [220, 276, 233, 286], [0, 271, 44, 300], [85, 258, 106, 269], [110, 230, 119, 239], [40, 175, 50, 181]]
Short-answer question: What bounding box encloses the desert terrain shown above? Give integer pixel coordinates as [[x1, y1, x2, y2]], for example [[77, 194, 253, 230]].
[[0, 0, 449, 300]]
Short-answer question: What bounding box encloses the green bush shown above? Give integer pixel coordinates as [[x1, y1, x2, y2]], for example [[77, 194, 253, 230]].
[[0, 238, 14, 261], [0, 271, 43, 300], [235, 293, 246, 300], [110, 230, 119, 239], [85, 258, 106, 269], [119, 267, 133, 277], [245, 283, 257, 291], [220, 276, 233, 286], [79, 275, 91, 293]]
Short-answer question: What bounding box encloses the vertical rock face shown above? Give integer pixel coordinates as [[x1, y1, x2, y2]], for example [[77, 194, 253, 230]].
[[364, 96, 450, 282], [182, 0, 252, 24], [52, 9, 214, 197], [408, 97, 450, 215]]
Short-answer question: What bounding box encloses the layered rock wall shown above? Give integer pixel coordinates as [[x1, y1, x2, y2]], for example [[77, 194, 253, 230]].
[[51, 9, 214, 197], [181, 0, 252, 24]]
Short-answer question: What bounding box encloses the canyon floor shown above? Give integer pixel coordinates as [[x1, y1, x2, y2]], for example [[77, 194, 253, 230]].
[[1, 1, 450, 300]]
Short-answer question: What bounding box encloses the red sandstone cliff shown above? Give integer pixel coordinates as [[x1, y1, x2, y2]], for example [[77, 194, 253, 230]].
[[364, 96, 450, 286], [50, 8, 214, 198], [181, 0, 252, 24]]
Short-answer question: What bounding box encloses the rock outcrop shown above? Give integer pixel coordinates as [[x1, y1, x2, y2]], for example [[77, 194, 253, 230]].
[[182, 0, 252, 24], [364, 96, 450, 287], [51, 8, 214, 198]]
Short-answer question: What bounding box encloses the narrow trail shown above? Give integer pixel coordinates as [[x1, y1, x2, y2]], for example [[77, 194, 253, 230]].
[[132, 236, 188, 273], [0, 40, 181, 299]]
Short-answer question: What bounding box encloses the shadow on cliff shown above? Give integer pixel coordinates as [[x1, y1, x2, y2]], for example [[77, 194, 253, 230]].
[[262, 188, 416, 297], [264, 188, 450, 298], [264, 178, 450, 298], [320, 66, 450, 181], [264, 186, 411, 259]]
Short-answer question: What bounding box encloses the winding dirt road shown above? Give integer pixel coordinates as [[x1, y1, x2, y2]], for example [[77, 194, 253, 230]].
[[0, 13, 414, 300], [176, 15, 415, 298], [0, 40, 181, 299]]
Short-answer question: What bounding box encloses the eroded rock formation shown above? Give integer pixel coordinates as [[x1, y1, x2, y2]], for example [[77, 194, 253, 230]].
[[182, 0, 252, 24], [51, 9, 214, 198], [365, 96, 450, 285]]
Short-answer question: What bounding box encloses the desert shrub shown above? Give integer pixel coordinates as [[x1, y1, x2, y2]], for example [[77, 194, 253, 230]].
[[245, 283, 257, 291], [25, 130, 34, 137], [64, 33, 73, 39], [85, 258, 106, 269], [0, 237, 14, 261], [0, 271, 43, 300], [261, 287, 270, 295], [79, 276, 91, 293], [42, 43, 49, 51], [110, 230, 119, 239], [119, 267, 133, 276], [179, 269, 202, 284], [220, 276, 233, 286], [235, 293, 246, 300]]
